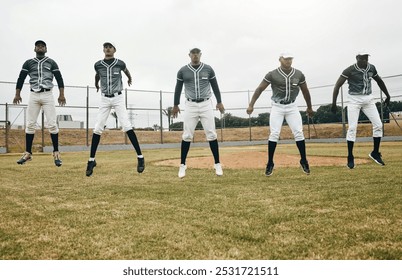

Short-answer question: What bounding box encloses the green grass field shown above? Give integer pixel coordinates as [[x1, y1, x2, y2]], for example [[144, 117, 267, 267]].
[[1, 142, 401, 260]]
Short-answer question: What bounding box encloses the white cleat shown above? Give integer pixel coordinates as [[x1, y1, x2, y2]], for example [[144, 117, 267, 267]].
[[178, 164, 187, 178], [214, 163, 223, 176]]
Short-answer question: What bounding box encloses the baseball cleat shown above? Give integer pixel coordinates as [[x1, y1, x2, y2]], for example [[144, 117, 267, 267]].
[[137, 157, 145, 173], [17, 151, 32, 165], [178, 164, 187, 178], [369, 152, 385, 166], [214, 163, 223, 176], [347, 155, 355, 169], [86, 160, 97, 176], [300, 160, 310, 175], [53, 151, 62, 167], [265, 163, 274, 176]]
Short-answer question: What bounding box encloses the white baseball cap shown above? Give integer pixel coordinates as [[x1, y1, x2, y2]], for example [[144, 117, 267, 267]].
[[280, 52, 294, 59], [357, 51, 370, 56]]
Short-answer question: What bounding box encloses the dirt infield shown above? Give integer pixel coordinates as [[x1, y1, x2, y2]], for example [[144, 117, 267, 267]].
[[156, 151, 370, 169]]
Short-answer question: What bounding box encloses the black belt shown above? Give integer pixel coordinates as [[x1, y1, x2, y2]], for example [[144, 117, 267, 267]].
[[278, 100, 295, 105], [187, 98, 209, 103], [31, 88, 51, 92], [104, 92, 122, 98]]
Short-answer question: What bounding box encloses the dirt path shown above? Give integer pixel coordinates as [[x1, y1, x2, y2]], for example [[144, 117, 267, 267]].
[[155, 151, 370, 169]]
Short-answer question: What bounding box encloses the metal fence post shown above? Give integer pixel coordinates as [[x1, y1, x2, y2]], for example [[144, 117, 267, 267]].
[[5, 103, 9, 153], [125, 88, 128, 144], [86, 86, 89, 146], [380, 90, 385, 135], [340, 86, 346, 137], [248, 90, 252, 141], [159, 90, 163, 144], [41, 110, 44, 152]]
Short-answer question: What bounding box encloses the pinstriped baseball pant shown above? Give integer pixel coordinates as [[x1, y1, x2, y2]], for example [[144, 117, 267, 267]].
[[93, 94, 132, 135], [26, 90, 59, 134], [269, 102, 304, 142], [182, 99, 217, 142], [346, 95, 382, 142]]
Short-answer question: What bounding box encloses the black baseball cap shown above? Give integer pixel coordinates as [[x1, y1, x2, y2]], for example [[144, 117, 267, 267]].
[[103, 42, 116, 49], [190, 47, 201, 53], [35, 40, 46, 47]]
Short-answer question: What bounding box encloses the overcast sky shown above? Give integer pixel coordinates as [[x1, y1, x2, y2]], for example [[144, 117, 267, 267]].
[[1, 0, 401, 127]]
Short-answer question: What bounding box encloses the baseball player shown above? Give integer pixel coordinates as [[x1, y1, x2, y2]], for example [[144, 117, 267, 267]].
[[86, 42, 144, 176], [172, 48, 225, 178], [13, 40, 66, 166], [247, 52, 313, 176], [332, 52, 391, 169]]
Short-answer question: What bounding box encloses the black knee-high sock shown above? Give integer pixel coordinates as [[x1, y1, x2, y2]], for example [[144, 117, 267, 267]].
[[90, 133, 101, 158], [181, 140, 191, 165], [268, 140, 277, 165], [50, 133, 59, 152], [126, 129, 142, 156], [373, 137, 381, 154], [296, 140, 307, 162], [347, 140, 354, 157], [26, 133, 34, 154], [209, 139, 220, 164]]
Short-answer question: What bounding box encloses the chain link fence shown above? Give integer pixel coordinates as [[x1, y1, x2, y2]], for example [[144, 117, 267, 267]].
[[1, 74, 402, 153]]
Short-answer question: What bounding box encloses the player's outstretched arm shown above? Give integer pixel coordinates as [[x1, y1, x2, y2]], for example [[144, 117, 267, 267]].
[[300, 83, 313, 117], [13, 89, 22, 104], [123, 68, 132, 87], [58, 88, 66, 106], [95, 73, 100, 92], [331, 76, 346, 113], [247, 80, 269, 115], [172, 105, 180, 118], [373, 76, 391, 105], [216, 103, 225, 114]]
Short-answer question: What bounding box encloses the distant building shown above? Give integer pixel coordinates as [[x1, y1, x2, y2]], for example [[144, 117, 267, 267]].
[[57, 115, 84, 129]]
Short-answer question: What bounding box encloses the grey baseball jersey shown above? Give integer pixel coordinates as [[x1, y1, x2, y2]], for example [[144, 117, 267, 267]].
[[177, 62, 216, 100], [94, 58, 126, 95], [264, 67, 306, 103], [341, 63, 378, 95], [16, 57, 63, 91]]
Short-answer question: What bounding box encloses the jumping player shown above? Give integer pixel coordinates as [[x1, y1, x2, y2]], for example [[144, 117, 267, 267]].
[[13, 40, 66, 166], [172, 48, 225, 178], [332, 52, 391, 169], [86, 42, 144, 176], [247, 52, 313, 176]]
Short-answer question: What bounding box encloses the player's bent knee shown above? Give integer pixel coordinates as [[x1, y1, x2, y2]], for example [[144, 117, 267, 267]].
[[269, 133, 280, 142], [122, 127, 133, 133], [93, 128, 104, 135], [206, 131, 217, 141], [293, 131, 305, 141], [182, 134, 193, 142]]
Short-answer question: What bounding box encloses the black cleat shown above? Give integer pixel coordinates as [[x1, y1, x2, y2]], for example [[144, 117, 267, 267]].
[[347, 155, 355, 169], [137, 157, 145, 173], [17, 152, 32, 165], [86, 160, 97, 176], [369, 152, 385, 166], [300, 160, 310, 175], [265, 163, 274, 176], [53, 151, 62, 167]]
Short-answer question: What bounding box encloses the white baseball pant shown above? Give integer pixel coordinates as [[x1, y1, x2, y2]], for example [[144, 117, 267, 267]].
[[182, 99, 217, 142], [93, 94, 132, 135], [269, 102, 304, 142], [346, 95, 382, 142], [26, 90, 59, 134]]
